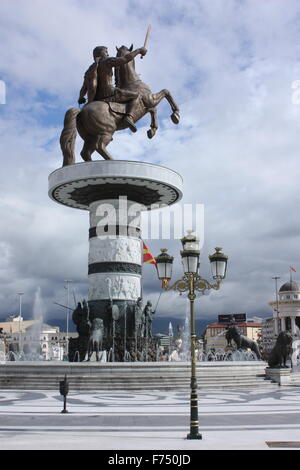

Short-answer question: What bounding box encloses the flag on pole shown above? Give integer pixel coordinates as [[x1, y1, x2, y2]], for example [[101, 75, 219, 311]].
[[142, 241, 156, 265], [289, 266, 297, 282]]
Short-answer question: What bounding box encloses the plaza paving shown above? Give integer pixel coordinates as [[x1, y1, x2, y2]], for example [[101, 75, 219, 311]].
[[0, 386, 300, 451]]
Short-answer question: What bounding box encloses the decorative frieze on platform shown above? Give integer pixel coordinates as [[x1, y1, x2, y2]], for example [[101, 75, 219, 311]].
[[88, 273, 141, 301], [88, 237, 142, 265]]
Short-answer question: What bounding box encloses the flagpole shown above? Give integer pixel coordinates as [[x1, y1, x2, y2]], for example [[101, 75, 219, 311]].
[[289, 266, 297, 283], [141, 239, 144, 299]]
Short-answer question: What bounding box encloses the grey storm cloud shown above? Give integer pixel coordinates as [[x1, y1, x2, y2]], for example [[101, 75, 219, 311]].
[[0, 0, 300, 324]]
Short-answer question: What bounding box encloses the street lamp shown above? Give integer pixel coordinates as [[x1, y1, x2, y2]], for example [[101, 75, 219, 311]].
[[155, 231, 228, 440], [64, 280, 73, 358]]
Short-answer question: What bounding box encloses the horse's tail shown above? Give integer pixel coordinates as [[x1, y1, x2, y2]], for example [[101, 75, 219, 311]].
[[60, 107, 81, 166]]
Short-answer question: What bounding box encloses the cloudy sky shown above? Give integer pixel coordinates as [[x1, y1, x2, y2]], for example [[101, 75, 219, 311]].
[[0, 0, 300, 329]]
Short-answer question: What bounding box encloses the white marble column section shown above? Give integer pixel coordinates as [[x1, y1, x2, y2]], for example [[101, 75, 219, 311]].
[[274, 317, 279, 336], [281, 317, 286, 332], [291, 317, 297, 336], [88, 199, 143, 302]]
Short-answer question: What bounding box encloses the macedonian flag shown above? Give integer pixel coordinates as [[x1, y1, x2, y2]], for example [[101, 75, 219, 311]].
[[142, 241, 156, 265]]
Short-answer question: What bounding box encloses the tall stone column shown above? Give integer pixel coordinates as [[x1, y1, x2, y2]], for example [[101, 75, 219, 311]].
[[87, 198, 143, 339], [291, 317, 297, 336], [48, 161, 183, 357], [274, 318, 279, 336]]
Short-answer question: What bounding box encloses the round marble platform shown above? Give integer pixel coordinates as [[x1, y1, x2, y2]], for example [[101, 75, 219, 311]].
[[48, 160, 183, 210]]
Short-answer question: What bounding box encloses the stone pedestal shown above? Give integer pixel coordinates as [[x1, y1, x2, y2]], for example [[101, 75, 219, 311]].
[[49, 161, 183, 359], [265, 367, 291, 385]]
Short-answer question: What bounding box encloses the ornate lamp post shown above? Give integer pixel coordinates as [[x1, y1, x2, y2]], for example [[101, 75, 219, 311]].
[[155, 231, 228, 440]]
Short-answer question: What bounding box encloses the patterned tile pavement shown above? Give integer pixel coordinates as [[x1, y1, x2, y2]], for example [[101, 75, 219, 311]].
[[0, 387, 300, 450]]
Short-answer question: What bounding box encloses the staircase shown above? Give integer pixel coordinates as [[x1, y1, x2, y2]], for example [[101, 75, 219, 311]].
[[0, 361, 277, 391], [290, 372, 300, 386]]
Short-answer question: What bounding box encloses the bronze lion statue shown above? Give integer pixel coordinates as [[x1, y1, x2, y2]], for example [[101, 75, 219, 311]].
[[267, 331, 293, 368], [226, 326, 262, 359]]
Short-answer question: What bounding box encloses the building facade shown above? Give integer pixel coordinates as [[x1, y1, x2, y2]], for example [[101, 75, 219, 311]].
[[204, 320, 262, 351], [0, 316, 76, 360], [268, 280, 300, 337], [260, 317, 275, 358]]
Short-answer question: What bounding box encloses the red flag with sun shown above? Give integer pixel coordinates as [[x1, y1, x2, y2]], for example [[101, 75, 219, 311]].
[[142, 241, 156, 265]]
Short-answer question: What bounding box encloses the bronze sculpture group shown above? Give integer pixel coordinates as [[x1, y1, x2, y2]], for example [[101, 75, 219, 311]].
[[60, 42, 180, 164], [70, 298, 156, 362]]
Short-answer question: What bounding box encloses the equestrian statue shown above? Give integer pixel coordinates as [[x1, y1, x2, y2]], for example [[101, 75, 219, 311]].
[[60, 27, 180, 164]]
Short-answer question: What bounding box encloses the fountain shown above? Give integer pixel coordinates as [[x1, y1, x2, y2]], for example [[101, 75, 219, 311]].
[[3, 287, 46, 362], [168, 299, 261, 362], [201, 348, 259, 361], [27, 287, 45, 358], [181, 302, 191, 361]]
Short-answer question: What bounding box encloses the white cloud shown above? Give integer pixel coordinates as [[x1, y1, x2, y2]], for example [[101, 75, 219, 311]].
[[0, 0, 300, 326]]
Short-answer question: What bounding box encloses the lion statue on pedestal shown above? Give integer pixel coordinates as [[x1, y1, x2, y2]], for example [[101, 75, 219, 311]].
[[267, 331, 293, 368]]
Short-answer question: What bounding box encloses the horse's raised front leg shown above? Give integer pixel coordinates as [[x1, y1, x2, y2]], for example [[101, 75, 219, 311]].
[[148, 89, 180, 125], [147, 108, 158, 139]]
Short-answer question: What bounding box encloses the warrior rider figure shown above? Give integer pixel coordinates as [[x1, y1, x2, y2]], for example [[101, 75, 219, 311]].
[[78, 45, 147, 132]]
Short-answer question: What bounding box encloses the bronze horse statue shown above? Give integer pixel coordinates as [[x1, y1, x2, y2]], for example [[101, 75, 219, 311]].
[[226, 326, 262, 359], [60, 45, 180, 164], [87, 317, 104, 362]]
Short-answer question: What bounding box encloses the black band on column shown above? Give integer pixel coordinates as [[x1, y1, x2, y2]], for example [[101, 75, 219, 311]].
[[88, 262, 142, 275], [89, 225, 141, 239]]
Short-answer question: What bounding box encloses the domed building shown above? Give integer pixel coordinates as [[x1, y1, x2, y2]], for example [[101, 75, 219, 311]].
[[269, 280, 300, 337]]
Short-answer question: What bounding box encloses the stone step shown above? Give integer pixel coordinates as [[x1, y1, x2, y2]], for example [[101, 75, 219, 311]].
[[0, 361, 273, 391], [0, 377, 275, 390], [0, 381, 275, 391], [0, 374, 269, 383], [290, 372, 300, 385]]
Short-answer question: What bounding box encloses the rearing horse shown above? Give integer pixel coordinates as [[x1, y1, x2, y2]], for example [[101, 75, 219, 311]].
[[60, 45, 180, 164]]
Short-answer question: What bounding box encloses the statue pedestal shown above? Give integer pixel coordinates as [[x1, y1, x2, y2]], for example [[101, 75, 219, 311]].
[[49, 161, 183, 359], [265, 367, 291, 385]]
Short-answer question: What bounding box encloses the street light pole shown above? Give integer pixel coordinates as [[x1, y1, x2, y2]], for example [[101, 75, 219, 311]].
[[155, 233, 228, 440], [64, 280, 73, 358], [272, 276, 280, 335], [187, 275, 199, 439]]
